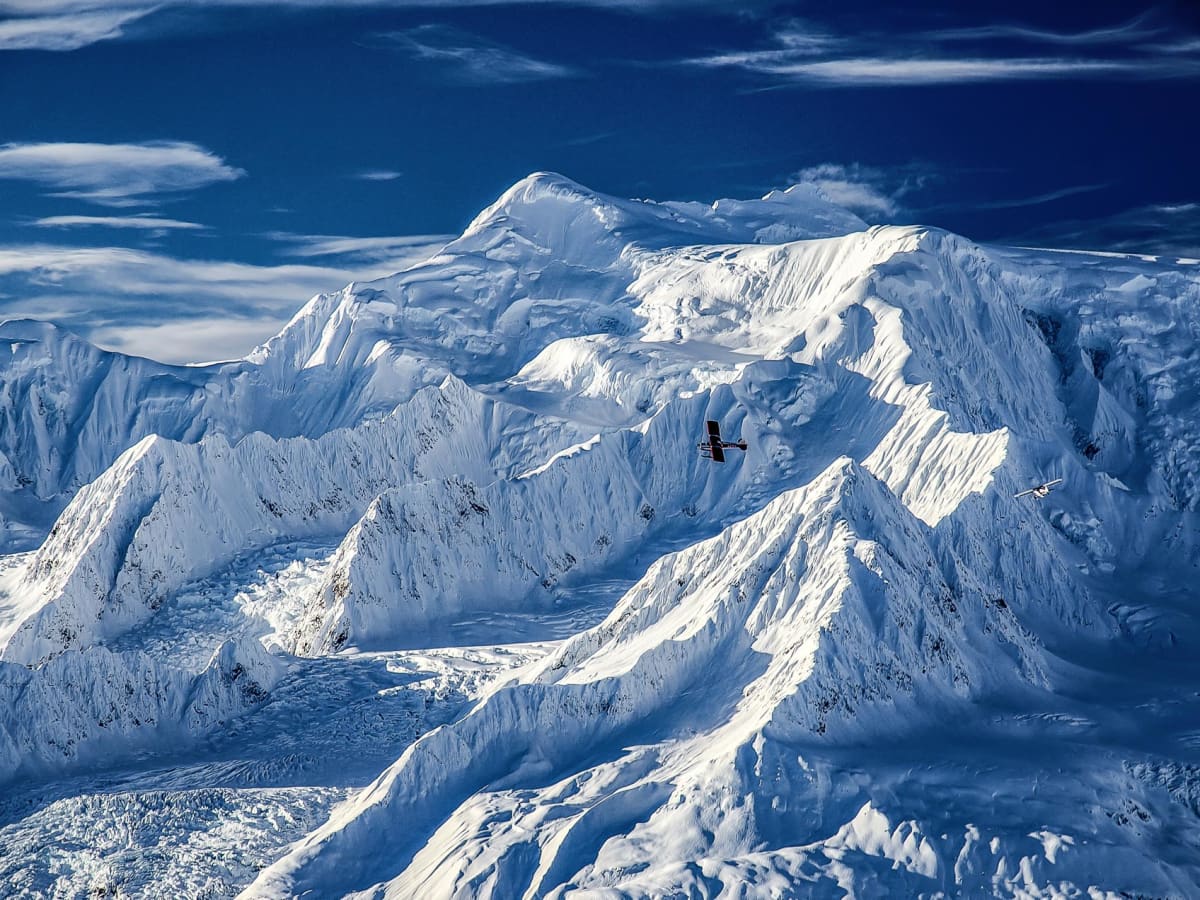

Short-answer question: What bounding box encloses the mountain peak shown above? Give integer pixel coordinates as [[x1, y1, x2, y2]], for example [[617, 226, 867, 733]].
[[459, 172, 869, 253]]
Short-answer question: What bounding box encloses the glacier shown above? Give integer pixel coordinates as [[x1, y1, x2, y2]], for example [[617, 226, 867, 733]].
[[1, 172, 1199, 897]]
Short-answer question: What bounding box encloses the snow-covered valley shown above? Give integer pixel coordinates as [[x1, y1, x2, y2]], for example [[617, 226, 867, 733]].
[[3, 173, 1200, 897]]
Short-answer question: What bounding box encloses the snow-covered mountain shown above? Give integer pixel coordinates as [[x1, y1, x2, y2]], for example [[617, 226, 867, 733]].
[[2, 173, 1200, 898]]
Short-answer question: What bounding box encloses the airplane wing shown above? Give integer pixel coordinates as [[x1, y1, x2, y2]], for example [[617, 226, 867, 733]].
[[1012, 489, 1034, 499], [707, 420, 722, 441], [710, 443, 726, 463]]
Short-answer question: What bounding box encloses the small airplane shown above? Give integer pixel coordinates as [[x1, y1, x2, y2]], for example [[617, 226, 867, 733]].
[[698, 420, 747, 463], [1013, 478, 1063, 500]]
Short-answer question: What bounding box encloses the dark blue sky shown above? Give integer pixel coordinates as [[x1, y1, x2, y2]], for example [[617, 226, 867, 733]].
[[0, 0, 1196, 362]]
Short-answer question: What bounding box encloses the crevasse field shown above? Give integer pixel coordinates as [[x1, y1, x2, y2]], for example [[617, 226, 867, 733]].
[[2, 174, 1199, 898]]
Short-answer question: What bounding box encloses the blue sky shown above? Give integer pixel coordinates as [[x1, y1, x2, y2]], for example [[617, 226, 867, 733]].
[[0, 0, 1197, 362]]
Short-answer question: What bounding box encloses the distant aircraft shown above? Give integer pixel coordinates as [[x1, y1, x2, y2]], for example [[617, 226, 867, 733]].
[[1013, 478, 1063, 500], [698, 420, 747, 463]]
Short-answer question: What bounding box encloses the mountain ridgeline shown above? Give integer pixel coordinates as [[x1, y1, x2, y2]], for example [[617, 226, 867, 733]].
[[2, 173, 1200, 897]]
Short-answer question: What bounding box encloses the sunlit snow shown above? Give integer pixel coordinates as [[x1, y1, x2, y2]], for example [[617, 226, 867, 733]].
[[1, 173, 1199, 898]]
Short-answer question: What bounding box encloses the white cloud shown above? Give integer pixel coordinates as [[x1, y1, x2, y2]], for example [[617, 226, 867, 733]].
[[0, 245, 346, 301], [266, 231, 454, 266], [0, 8, 151, 51], [701, 53, 1169, 85], [355, 170, 403, 181], [1157, 38, 1200, 54], [770, 57, 1163, 85], [377, 25, 579, 83], [33, 213, 205, 230], [0, 246, 333, 360], [93, 318, 290, 365], [0, 141, 244, 206], [0, 236, 453, 363], [688, 15, 1200, 87], [774, 22, 842, 54]]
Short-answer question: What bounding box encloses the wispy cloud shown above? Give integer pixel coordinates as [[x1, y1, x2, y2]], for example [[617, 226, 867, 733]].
[[32, 213, 206, 230], [749, 57, 1141, 86], [558, 131, 617, 148], [0, 0, 698, 12], [266, 231, 453, 266], [0, 7, 153, 51], [355, 169, 403, 181], [0, 0, 716, 54], [0, 228, 456, 362], [1000, 202, 1200, 260], [96, 318, 295, 366], [0, 245, 345, 304], [0, 245, 337, 361], [1157, 38, 1200, 54], [688, 15, 1200, 87], [921, 15, 1163, 47], [789, 162, 931, 221], [973, 182, 1108, 210], [0, 141, 244, 206], [791, 163, 898, 218], [377, 25, 580, 84]]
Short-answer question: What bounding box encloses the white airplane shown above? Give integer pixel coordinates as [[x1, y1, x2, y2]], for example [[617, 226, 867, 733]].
[[1013, 478, 1063, 500]]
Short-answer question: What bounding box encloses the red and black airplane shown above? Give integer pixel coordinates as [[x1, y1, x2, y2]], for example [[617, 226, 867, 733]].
[[697, 420, 747, 463]]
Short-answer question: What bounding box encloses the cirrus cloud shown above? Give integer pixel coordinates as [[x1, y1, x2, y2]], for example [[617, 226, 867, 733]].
[[0, 7, 152, 51], [1001, 202, 1200, 261], [376, 25, 580, 84], [688, 15, 1200, 87], [266, 231, 454, 265], [32, 213, 206, 230], [355, 169, 403, 181]]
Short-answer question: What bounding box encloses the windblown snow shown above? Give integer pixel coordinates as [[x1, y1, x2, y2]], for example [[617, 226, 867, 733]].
[[2, 172, 1200, 898]]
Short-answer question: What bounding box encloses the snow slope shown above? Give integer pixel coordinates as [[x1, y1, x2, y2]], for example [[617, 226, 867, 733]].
[[0, 636, 280, 785], [4, 173, 1200, 898], [1, 374, 585, 666]]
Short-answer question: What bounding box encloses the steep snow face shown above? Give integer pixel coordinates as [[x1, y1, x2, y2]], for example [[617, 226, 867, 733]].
[[291, 222, 1076, 658], [1, 376, 585, 666], [0, 320, 217, 548], [292, 362, 836, 655], [238, 189, 1200, 896], [0, 636, 279, 786], [243, 458, 1081, 899], [995, 248, 1200, 514], [0, 315, 394, 550]]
